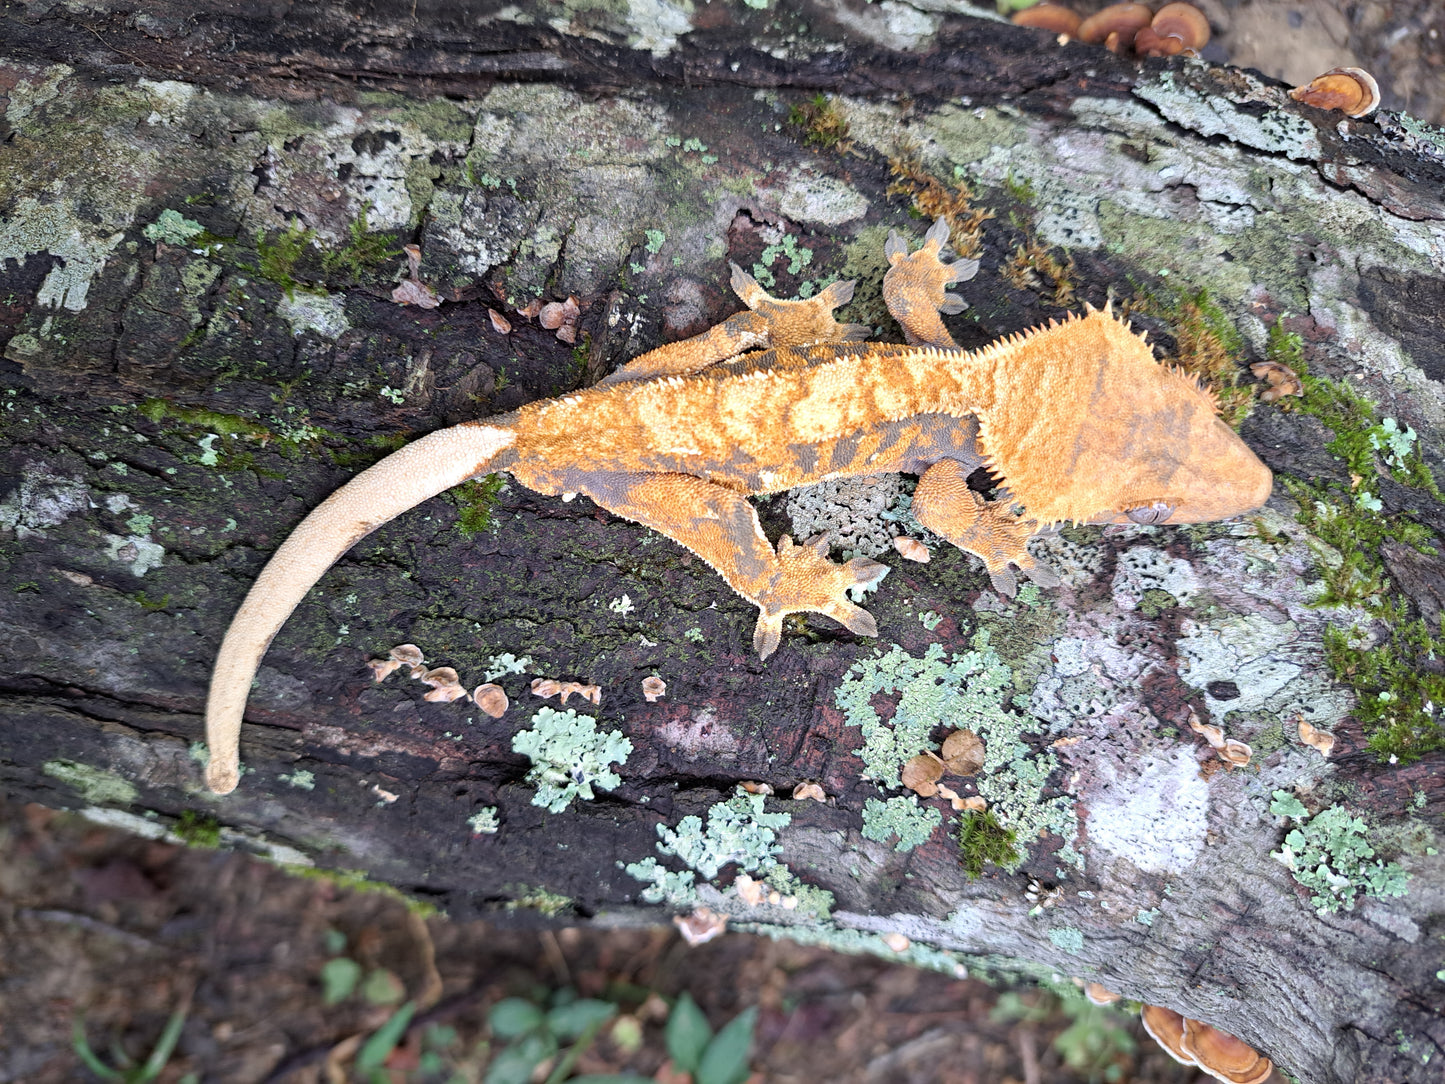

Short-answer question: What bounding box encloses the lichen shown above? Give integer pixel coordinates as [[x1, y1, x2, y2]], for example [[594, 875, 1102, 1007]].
[[511, 707, 632, 813], [1046, 926, 1085, 955], [838, 633, 1080, 872], [1269, 792, 1409, 914], [861, 795, 943, 852], [42, 760, 139, 805], [142, 208, 206, 244], [653, 791, 790, 881], [785, 474, 904, 559], [467, 807, 500, 835]]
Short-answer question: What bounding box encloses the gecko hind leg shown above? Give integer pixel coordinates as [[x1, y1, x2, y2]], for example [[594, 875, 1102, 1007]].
[[575, 472, 887, 658], [600, 267, 869, 386], [882, 217, 981, 348], [911, 459, 1059, 597]]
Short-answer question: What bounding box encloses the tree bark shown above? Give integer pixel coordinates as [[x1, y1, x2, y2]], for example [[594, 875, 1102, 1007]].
[[2, 4, 1443, 1082]]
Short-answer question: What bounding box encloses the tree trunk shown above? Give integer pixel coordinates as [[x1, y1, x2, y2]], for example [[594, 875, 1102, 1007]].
[[2, 4, 1443, 1082]]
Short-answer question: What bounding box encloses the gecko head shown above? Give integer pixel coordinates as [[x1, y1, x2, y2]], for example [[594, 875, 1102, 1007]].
[[979, 308, 1273, 527]]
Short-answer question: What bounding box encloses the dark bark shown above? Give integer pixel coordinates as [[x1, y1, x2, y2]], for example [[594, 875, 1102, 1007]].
[[2, 4, 1444, 1082]]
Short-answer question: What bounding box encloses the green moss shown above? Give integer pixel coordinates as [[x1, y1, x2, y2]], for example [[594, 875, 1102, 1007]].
[[1269, 322, 1445, 762], [787, 93, 853, 153], [138, 399, 271, 440], [42, 760, 139, 805], [251, 219, 318, 298], [287, 866, 440, 918], [861, 795, 942, 852], [320, 203, 403, 281], [503, 886, 574, 917], [174, 809, 222, 848], [957, 809, 1019, 880], [452, 474, 507, 536], [1269, 791, 1409, 914], [512, 707, 632, 813]]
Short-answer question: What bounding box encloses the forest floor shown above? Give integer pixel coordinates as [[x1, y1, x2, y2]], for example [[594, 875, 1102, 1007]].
[[1, 2, 1439, 1082]]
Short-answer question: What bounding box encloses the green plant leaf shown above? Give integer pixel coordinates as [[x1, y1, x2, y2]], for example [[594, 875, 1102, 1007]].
[[356, 1001, 416, 1073], [484, 1032, 555, 1084], [70, 1018, 123, 1082], [696, 1006, 757, 1084], [360, 967, 407, 1006], [568, 1077, 656, 1083], [320, 957, 362, 1005], [137, 1008, 188, 1082], [546, 999, 617, 1040], [488, 997, 546, 1039], [665, 992, 712, 1073]]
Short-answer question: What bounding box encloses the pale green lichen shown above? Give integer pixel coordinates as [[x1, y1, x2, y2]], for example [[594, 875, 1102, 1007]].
[[511, 707, 631, 813], [43, 760, 139, 805], [838, 634, 1080, 872], [861, 795, 942, 852], [1047, 926, 1085, 955], [653, 791, 789, 880], [1269, 791, 1409, 914], [483, 653, 531, 681], [467, 807, 500, 834], [142, 208, 205, 244], [278, 769, 315, 790]]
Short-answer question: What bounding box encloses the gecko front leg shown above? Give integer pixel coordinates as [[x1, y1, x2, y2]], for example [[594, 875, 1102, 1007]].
[[882, 217, 980, 348], [911, 459, 1060, 597], [565, 471, 887, 657]]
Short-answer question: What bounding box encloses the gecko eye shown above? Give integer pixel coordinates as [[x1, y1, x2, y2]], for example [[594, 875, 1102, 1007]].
[[1125, 502, 1175, 525]]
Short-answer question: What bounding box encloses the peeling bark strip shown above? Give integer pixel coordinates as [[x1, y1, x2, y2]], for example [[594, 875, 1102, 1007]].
[[1, 4, 1443, 1083]]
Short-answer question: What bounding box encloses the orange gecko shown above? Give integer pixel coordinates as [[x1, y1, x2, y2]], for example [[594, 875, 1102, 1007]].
[[204, 219, 1271, 793]]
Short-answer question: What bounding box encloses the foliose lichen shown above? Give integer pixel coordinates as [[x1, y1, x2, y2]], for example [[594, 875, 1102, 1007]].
[[861, 795, 943, 852], [1269, 791, 1410, 914], [511, 707, 631, 813]]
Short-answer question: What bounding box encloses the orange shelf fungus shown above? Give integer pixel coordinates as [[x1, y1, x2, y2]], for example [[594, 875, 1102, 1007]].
[[1182, 1019, 1275, 1084], [1141, 1005, 1195, 1066], [1289, 67, 1381, 118], [1077, 3, 1153, 52], [1011, 2, 1082, 37], [1135, 2, 1211, 57]]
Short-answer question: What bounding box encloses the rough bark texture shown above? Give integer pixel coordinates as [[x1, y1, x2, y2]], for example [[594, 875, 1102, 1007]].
[[2, 3, 1444, 1082]]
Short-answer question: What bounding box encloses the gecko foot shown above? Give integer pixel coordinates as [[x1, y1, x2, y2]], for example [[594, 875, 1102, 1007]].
[[728, 264, 872, 348], [882, 217, 981, 347], [751, 534, 889, 658]]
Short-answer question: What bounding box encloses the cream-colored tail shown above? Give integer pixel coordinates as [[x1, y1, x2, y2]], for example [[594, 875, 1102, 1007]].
[[204, 421, 518, 794]]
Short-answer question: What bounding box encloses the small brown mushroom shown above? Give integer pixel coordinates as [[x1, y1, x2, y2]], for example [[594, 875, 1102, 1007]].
[[558, 681, 602, 705], [1219, 738, 1252, 768], [1134, 2, 1210, 57], [901, 752, 945, 797], [487, 308, 512, 334], [1297, 716, 1335, 757], [420, 666, 467, 702], [1188, 709, 1226, 749], [1182, 1019, 1274, 1084], [642, 675, 667, 702], [941, 729, 986, 775], [530, 677, 563, 699], [1289, 67, 1381, 118], [739, 781, 774, 795], [1077, 3, 1152, 51], [892, 536, 931, 562], [881, 932, 911, 952], [792, 782, 827, 802], [390, 644, 426, 678], [1250, 359, 1303, 402], [367, 657, 403, 682], [673, 907, 728, 945], [1011, 2, 1081, 37], [471, 683, 509, 718], [734, 873, 766, 906], [1141, 1004, 1196, 1067], [1085, 982, 1121, 1006]]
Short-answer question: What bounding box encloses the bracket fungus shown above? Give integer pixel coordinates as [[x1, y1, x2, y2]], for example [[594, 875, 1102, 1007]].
[[1134, 2, 1210, 57], [1289, 67, 1381, 118], [1077, 3, 1153, 52], [892, 535, 931, 562], [641, 675, 667, 702], [419, 666, 467, 702], [1010, 2, 1081, 36], [1141, 1005, 1273, 1084]]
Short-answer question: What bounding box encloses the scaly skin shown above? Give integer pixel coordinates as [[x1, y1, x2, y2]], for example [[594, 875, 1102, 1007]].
[[202, 220, 1272, 793]]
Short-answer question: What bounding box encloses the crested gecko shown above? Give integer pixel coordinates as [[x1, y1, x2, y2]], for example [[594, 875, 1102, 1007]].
[[204, 219, 1272, 793]]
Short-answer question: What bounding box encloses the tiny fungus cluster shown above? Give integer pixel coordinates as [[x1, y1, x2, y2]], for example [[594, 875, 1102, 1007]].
[[1012, 2, 1211, 58]]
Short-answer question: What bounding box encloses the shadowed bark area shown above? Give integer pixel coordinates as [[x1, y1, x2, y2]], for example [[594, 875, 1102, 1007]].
[[1, 4, 1443, 1083]]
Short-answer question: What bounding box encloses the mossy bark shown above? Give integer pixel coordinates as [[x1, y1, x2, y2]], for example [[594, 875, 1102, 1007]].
[[2, 4, 1444, 1083]]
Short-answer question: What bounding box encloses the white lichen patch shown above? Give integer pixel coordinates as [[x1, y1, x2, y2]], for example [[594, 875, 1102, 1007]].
[[1083, 748, 1210, 875], [1027, 531, 1105, 590], [137, 78, 199, 126], [827, 0, 942, 51], [102, 533, 165, 577], [277, 291, 351, 339], [1132, 71, 1322, 161], [0, 466, 88, 540], [1176, 612, 1302, 715], [657, 706, 741, 759], [0, 197, 127, 311], [770, 168, 871, 227], [786, 474, 903, 558]]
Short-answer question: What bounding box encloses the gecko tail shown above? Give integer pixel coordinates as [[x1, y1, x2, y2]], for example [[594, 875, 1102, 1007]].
[[203, 421, 519, 794]]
